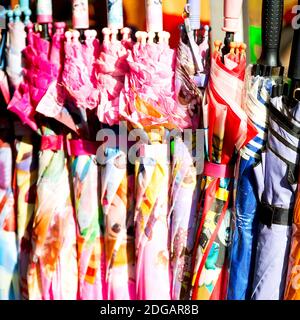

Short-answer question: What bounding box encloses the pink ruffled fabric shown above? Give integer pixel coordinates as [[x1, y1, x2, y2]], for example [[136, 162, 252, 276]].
[[61, 36, 100, 111], [95, 39, 132, 126], [7, 34, 58, 132], [120, 42, 191, 131]]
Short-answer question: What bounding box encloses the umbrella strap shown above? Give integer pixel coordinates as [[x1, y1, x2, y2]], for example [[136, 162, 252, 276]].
[[40, 135, 64, 151], [67, 139, 100, 156], [203, 162, 234, 179], [258, 202, 294, 227]]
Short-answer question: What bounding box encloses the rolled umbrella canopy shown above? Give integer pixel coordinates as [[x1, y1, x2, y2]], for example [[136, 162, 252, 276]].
[[0, 117, 19, 300], [120, 30, 192, 300], [191, 43, 257, 301], [170, 13, 210, 301], [251, 96, 300, 300], [60, 27, 108, 300], [227, 70, 276, 300], [169, 137, 201, 300], [94, 4, 137, 297], [100, 144, 136, 300], [23, 26, 78, 300], [13, 122, 39, 300]]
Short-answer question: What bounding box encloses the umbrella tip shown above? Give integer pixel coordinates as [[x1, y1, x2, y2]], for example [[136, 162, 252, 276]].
[[102, 28, 111, 43], [214, 40, 222, 52], [121, 28, 131, 41], [65, 31, 73, 43], [110, 28, 119, 43], [72, 30, 80, 43], [147, 31, 155, 44]]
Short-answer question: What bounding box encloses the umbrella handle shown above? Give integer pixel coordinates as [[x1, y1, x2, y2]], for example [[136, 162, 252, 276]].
[[222, 0, 243, 33], [257, 0, 283, 68], [72, 0, 89, 30], [145, 0, 163, 33], [106, 0, 124, 30], [186, 0, 201, 31], [288, 0, 300, 98]]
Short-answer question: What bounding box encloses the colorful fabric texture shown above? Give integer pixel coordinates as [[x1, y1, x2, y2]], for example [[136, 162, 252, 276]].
[[135, 143, 171, 300], [101, 144, 136, 300], [0, 121, 19, 300], [69, 141, 105, 300], [27, 131, 78, 300], [191, 51, 257, 301]]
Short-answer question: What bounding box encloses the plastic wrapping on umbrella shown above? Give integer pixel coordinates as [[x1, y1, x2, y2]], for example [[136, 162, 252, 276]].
[[285, 168, 300, 300], [228, 67, 275, 300], [0, 120, 19, 300], [170, 137, 201, 300], [68, 140, 106, 300], [251, 97, 300, 300], [95, 28, 132, 126], [27, 129, 78, 300], [13, 121, 39, 300], [100, 145, 136, 300], [191, 49, 257, 300]]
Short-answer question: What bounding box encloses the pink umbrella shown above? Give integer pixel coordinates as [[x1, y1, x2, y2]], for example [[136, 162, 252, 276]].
[[95, 26, 136, 300], [120, 30, 192, 300]]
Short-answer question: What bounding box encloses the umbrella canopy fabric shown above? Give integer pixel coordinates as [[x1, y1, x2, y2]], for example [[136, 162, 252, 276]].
[[285, 165, 300, 300], [68, 140, 106, 300], [0, 119, 19, 300], [251, 96, 300, 300], [95, 28, 132, 127], [227, 69, 275, 300], [170, 24, 209, 301], [191, 49, 257, 301], [170, 137, 201, 300], [100, 145, 136, 300], [13, 122, 39, 300]]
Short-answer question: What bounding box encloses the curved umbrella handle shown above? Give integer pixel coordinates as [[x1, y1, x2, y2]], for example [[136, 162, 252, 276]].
[[187, 0, 201, 31], [107, 0, 124, 30], [222, 0, 243, 33], [257, 0, 283, 67], [145, 0, 163, 33], [72, 0, 89, 30]]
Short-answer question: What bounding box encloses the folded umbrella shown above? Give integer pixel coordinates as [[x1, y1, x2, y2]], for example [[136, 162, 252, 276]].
[[120, 26, 191, 299], [170, 2, 209, 300], [13, 121, 39, 300], [24, 14, 78, 300], [251, 0, 299, 300], [228, 0, 284, 300], [0, 116, 19, 300], [60, 19, 106, 299], [191, 35, 257, 300]]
